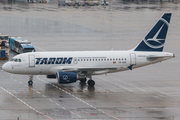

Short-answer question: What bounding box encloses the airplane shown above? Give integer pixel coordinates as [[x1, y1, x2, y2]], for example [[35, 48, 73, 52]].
[[2, 13, 175, 87]]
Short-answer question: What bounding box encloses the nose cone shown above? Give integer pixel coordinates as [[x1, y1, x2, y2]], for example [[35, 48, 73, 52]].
[[2, 62, 10, 72]]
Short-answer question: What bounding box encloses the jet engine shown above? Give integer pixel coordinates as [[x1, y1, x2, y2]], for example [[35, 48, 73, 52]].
[[56, 71, 85, 84]]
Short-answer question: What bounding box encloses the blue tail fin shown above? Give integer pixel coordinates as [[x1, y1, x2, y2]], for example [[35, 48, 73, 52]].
[[134, 13, 171, 52]]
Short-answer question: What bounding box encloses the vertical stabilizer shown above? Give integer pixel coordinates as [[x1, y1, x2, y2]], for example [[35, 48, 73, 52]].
[[134, 13, 171, 52]]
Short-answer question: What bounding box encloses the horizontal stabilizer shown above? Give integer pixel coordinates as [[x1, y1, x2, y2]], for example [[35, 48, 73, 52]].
[[147, 53, 174, 61]]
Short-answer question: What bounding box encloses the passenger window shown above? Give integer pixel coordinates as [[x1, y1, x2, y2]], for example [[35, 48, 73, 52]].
[[119, 58, 121, 60], [90, 59, 91, 61], [122, 59, 123, 60], [101, 59, 103, 61], [104, 59, 106, 61], [78, 59, 80, 61], [107, 59, 109, 61], [98, 59, 100, 61], [113, 59, 115, 61], [116, 58, 118, 61], [110, 59, 112, 61], [84, 59, 85, 61], [125, 58, 126, 60], [93, 59, 94, 61], [19, 59, 21, 62]]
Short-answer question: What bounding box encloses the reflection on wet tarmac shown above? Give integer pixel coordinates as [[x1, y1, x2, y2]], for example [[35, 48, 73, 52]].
[[87, 86, 95, 93], [28, 85, 33, 98], [45, 82, 95, 94], [79, 82, 87, 91]]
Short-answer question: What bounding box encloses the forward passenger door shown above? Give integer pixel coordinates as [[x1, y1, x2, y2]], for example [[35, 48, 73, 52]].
[[29, 55, 35, 67]]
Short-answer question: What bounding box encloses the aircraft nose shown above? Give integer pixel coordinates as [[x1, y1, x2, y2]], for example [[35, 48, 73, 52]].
[[2, 62, 10, 72]]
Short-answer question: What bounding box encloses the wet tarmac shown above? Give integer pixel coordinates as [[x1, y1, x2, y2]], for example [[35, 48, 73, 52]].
[[0, 1, 180, 120]]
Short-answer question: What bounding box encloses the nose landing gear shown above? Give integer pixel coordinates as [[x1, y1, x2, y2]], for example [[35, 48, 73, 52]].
[[28, 75, 33, 86]]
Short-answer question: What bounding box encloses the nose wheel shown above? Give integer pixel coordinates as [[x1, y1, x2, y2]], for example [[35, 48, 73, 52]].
[[28, 75, 33, 86], [28, 80, 33, 86]]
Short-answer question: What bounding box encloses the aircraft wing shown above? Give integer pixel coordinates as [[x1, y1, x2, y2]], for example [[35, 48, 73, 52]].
[[49, 66, 122, 75]]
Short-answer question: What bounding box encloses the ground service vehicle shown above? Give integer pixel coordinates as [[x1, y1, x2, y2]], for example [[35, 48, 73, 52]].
[[9, 37, 36, 53], [0, 33, 9, 46], [5, 41, 9, 47]]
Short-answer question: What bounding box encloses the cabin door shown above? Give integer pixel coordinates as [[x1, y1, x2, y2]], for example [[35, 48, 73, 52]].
[[130, 53, 136, 65], [29, 55, 35, 67], [74, 57, 78, 64]]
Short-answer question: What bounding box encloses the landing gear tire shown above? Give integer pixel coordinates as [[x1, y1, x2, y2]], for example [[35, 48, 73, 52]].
[[80, 78, 87, 83], [28, 75, 33, 86], [28, 80, 33, 86], [88, 80, 95, 86]]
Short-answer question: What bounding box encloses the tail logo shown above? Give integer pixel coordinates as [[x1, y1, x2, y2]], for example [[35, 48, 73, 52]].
[[143, 18, 169, 49]]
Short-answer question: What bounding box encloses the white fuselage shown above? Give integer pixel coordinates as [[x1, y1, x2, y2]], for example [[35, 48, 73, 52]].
[[2, 50, 174, 75]]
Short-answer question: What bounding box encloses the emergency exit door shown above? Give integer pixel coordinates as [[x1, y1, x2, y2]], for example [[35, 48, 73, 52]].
[[29, 55, 35, 67], [130, 53, 136, 65]]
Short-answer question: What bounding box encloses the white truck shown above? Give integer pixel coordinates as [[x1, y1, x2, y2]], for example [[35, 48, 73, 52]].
[[84, 0, 99, 6], [58, 0, 99, 6]]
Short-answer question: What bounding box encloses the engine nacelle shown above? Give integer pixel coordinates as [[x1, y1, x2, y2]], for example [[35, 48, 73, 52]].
[[47, 75, 56, 79], [56, 71, 77, 84]]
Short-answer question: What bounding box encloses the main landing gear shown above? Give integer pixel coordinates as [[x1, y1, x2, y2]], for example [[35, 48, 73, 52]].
[[80, 77, 87, 83], [80, 75, 95, 86], [28, 75, 33, 86], [87, 80, 95, 86]]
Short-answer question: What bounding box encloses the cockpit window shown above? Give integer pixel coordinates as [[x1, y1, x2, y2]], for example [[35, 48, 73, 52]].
[[10, 58, 21, 62], [14, 59, 18, 62], [10, 59, 14, 61]]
